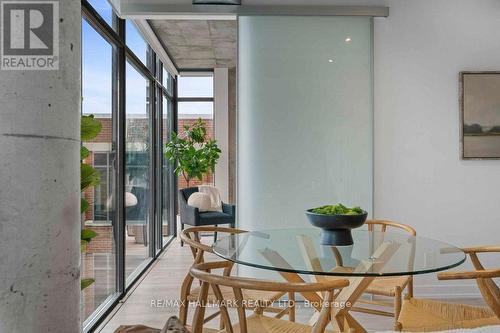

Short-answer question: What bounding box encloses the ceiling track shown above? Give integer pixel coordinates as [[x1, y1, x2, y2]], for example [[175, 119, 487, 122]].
[[118, 5, 389, 20]]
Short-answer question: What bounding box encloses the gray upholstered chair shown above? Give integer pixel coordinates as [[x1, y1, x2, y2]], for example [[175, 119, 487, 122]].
[[178, 187, 235, 245]]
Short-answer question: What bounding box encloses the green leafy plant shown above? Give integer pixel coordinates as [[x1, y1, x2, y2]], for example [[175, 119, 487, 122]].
[[164, 118, 221, 187], [80, 115, 102, 290], [311, 204, 365, 215]]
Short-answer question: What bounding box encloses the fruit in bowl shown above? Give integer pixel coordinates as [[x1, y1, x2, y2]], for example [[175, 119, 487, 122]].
[[306, 204, 368, 246]]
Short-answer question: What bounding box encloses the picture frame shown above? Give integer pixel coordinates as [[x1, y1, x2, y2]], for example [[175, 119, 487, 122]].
[[460, 71, 500, 159]]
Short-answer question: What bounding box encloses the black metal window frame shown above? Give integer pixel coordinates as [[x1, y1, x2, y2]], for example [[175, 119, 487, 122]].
[[177, 71, 215, 104], [176, 72, 215, 155], [81, 1, 178, 331], [175, 72, 215, 190], [92, 152, 112, 223]]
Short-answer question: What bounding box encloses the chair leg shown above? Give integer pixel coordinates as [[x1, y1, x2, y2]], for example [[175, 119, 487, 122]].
[[213, 231, 218, 243], [179, 275, 192, 325], [180, 223, 184, 247], [288, 292, 296, 322], [407, 277, 414, 298], [219, 314, 226, 330], [394, 286, 403, 331]]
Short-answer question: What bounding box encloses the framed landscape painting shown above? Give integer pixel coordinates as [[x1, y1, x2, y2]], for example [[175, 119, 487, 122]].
[[460, 71, 500, 159]]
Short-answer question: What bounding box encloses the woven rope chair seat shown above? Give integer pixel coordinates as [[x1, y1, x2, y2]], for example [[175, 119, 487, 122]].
[[114, 324, 218, 333], [399, 298, 499, 332], [216, 314, 337, 333], [365, 276, 410, 296]]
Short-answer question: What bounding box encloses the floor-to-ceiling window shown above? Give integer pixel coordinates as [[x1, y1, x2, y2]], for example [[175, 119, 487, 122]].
[[161, 72, 175, 246], [81, 16, 116, 322], [81, 1, 177, 331], [125, 61, 152, 281], [126, 21, 149, 65], [177, 73, 214, 189]]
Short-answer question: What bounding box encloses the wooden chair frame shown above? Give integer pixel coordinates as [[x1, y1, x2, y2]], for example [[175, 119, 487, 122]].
[[438, 246, 500, 319], [396, 245, 500, 331], [189, 261, 351, 333], [352, 220, 417, 330], [179, 226, 296, 327]]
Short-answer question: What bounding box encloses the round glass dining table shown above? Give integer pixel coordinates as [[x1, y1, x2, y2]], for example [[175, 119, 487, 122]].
[[212, 228, 466, 333], [213, 228, 466, 277]]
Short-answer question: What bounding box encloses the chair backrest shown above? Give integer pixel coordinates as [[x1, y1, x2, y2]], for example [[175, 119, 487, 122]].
[[461, 247, 500, 319], [179, 187, 199, 202], [180, 226, 246, 259], [189, 261, 350, 333], [366, 220, 416, 294], [179, 226, 247, 325], [437, 246, 500, 319], [366, 219, 416, 236]]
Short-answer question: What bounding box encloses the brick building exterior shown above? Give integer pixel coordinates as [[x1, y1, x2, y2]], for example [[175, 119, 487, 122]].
[[82, 115, 213, 253]]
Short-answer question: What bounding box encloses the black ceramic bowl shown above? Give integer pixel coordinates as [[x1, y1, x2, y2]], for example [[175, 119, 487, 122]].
[[305, 209, 368, 246]]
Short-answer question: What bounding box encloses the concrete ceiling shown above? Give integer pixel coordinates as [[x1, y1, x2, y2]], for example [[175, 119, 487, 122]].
[[149, 20, 236, 69]]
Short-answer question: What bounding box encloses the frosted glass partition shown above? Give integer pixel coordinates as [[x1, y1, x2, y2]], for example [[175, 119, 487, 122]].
[[238, 16, 373, 231]]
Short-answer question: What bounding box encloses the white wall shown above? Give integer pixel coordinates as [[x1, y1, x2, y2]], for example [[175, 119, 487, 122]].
[[373, 0, 500, 297]]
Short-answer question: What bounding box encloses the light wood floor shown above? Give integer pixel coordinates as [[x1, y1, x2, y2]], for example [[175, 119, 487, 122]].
[[82, 235, 167, 320], [97, 237, 484, 333]]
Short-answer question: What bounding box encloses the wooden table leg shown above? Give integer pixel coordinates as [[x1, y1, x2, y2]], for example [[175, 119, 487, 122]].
[[259, 248, 325, 311], [330, 242, 401, 333], [329, 275, 375, 333], [261, 241, 400, 333]]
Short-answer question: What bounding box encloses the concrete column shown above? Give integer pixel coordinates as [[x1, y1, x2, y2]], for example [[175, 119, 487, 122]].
[[228, 68, 237, 203], [214, 68, 229, 202], [0, 1, 81, 332]]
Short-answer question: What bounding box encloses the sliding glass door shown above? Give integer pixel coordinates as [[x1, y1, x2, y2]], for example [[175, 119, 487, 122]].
[[238, 16, 374, 231]]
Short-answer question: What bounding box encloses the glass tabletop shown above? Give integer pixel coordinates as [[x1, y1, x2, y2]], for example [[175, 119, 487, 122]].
[[213, 228, 466, 277]]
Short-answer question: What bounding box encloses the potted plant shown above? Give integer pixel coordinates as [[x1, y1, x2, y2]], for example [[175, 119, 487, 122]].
[[80, 115, 102, 290], [164, 118, 221, 188]]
